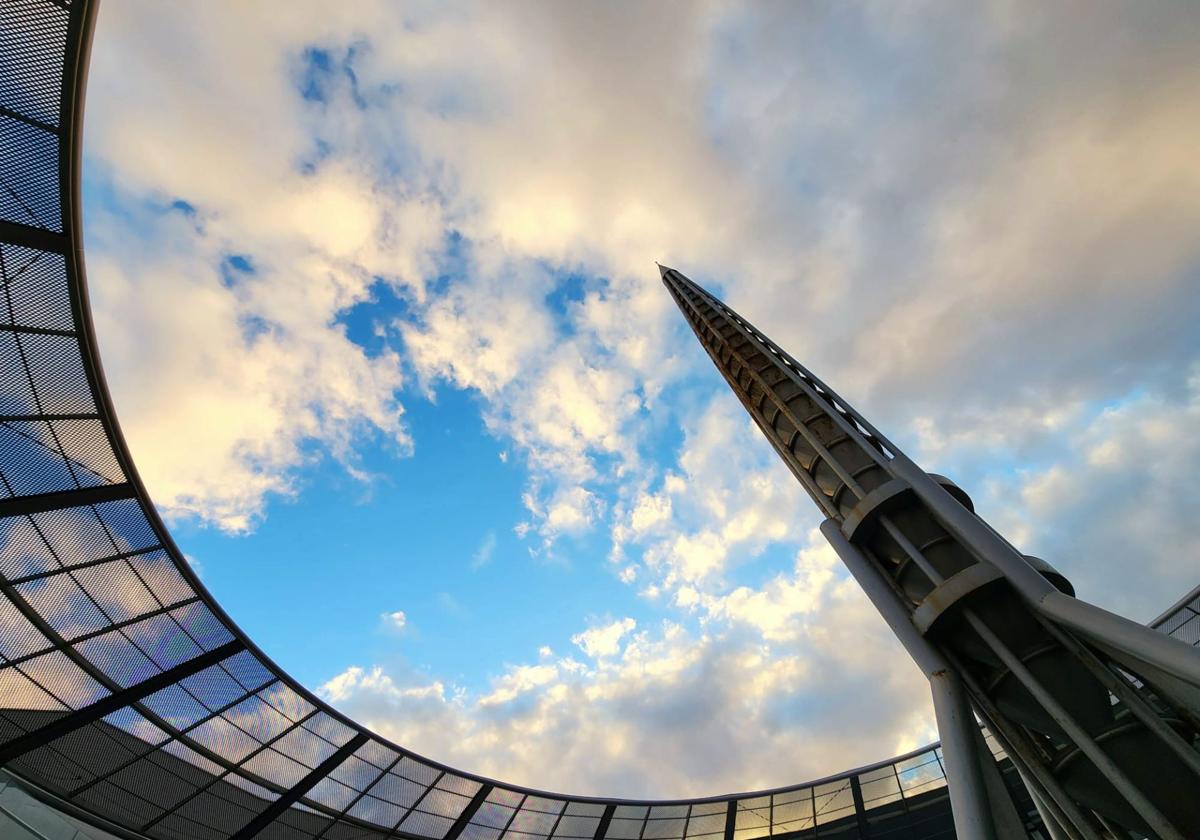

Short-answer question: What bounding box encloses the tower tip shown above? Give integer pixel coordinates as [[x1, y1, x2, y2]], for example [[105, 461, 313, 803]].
[[656, 262, 673, 280]]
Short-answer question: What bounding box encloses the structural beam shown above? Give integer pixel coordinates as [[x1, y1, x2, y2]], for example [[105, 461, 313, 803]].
[[444, 785, 494, 840], [594, 805, 616, 840], [229, 732, 369, 840], [0, 640, 243, 766], [0, 483, 136, 519], [0, 219, 67, 253]]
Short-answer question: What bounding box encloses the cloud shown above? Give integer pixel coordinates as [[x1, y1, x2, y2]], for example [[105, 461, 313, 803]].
[[84, 3, 437, 531], [571, 618, 636, 659], [86, 214, 409, 532], [89, 0, 1200, 547], [381, 610, 407, 631], [980, 370, 1200, 621], [471, 531, 497, 570], [438, 592, 468, 618], [612, 394, 807, 598], [322, 544, 934, 798]]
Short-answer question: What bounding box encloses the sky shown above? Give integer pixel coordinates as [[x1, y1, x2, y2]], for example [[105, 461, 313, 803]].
[[79, 0, 1199, 800]]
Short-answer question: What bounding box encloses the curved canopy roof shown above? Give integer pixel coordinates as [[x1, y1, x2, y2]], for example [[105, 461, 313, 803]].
[[0, 2, 982, 838]]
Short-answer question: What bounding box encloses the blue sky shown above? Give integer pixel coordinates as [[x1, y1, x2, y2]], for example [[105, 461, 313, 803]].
[[77, 0, 1200, 799]]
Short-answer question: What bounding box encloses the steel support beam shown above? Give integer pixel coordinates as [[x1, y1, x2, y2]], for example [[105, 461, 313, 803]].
[[820, 520, 1010, 840], [311, 752, 405, 840], [1020, 774, 1076, 840], [229, 732, 369, 840], [0, 219, 67, 254], [970, 726, 1030, 840], [445, 785, 494, 840], [0, 639, 242, 766], [848, 775, 870, 838], [890, 455, 1200, 692], [594, 804, 616, 840], [0, 483, 136, 519], [1040, 592, 1200, 691]]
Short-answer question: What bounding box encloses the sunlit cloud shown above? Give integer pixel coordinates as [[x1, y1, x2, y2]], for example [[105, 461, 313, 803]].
[[381, 610, 408, 631]]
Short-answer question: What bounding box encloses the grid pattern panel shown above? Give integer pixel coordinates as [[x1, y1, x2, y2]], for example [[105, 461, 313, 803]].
[[1154, 586, 1200, 648]]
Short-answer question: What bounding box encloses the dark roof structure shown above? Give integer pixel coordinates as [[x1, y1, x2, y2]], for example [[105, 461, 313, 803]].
[[0, 2, 1193, 839]]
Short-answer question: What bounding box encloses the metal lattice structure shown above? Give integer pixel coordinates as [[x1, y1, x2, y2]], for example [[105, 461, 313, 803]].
[[0, 2, 1043, 839], [661, 265, 1200, 839], [1151, 587, 1200, 652]]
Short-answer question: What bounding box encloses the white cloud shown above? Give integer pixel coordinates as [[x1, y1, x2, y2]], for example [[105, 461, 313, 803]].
[[479, 663, 560, 706], [571, 617, 636, 659], [87, 224, 409, 532], [618, 395, 807, 598], [381, 610, 407, 631], [322, 574, 933, 797], [471, 531, 497, 570], [683, 533, 840, 642], [980, 371, 1200, 621], [629, 491, 672, 536], [85, 4, 437, 532]]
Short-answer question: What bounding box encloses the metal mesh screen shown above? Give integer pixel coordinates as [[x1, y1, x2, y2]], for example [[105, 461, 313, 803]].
[[1153, 586, 1200, 649]]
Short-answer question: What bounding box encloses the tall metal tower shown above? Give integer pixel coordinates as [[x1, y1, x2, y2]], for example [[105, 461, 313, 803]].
[[661, 265, 1200, 839]]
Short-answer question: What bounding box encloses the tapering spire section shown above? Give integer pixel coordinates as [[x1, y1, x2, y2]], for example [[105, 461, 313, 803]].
[[663, 265, 1200, 838], [662, 264, 897, 522]]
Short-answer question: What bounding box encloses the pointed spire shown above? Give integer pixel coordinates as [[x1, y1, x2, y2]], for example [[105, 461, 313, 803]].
[[656, 262, 673, 281]]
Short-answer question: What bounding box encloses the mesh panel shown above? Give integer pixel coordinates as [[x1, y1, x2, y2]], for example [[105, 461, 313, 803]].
[[0, 114, 60, 230], [24, 332, 95, 413], [17, 646, 106, 707], [70, 556, 160, 621], [400, 808, 455, 839], [365, 767, 425, 809], [218, 649, 272, 692], [125, 548, 195, 604], [226, 693, 292, 743], [179, 661, 246, 712], [53, 417, 122, 485], [0, 245, 73, 331], [0, 514, 58, 578], [0, 330, 39, 416], [0, 0, 68, 127], [0, 421, 75, 493], [241, 745, 310, 788], [34, 504, 117, 563], [0, 590, 51, 659], [554, 814, 601, 838], [15, 570, 108, 638], [346, 793, 407, 827], [74, 628, 160, 687]]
